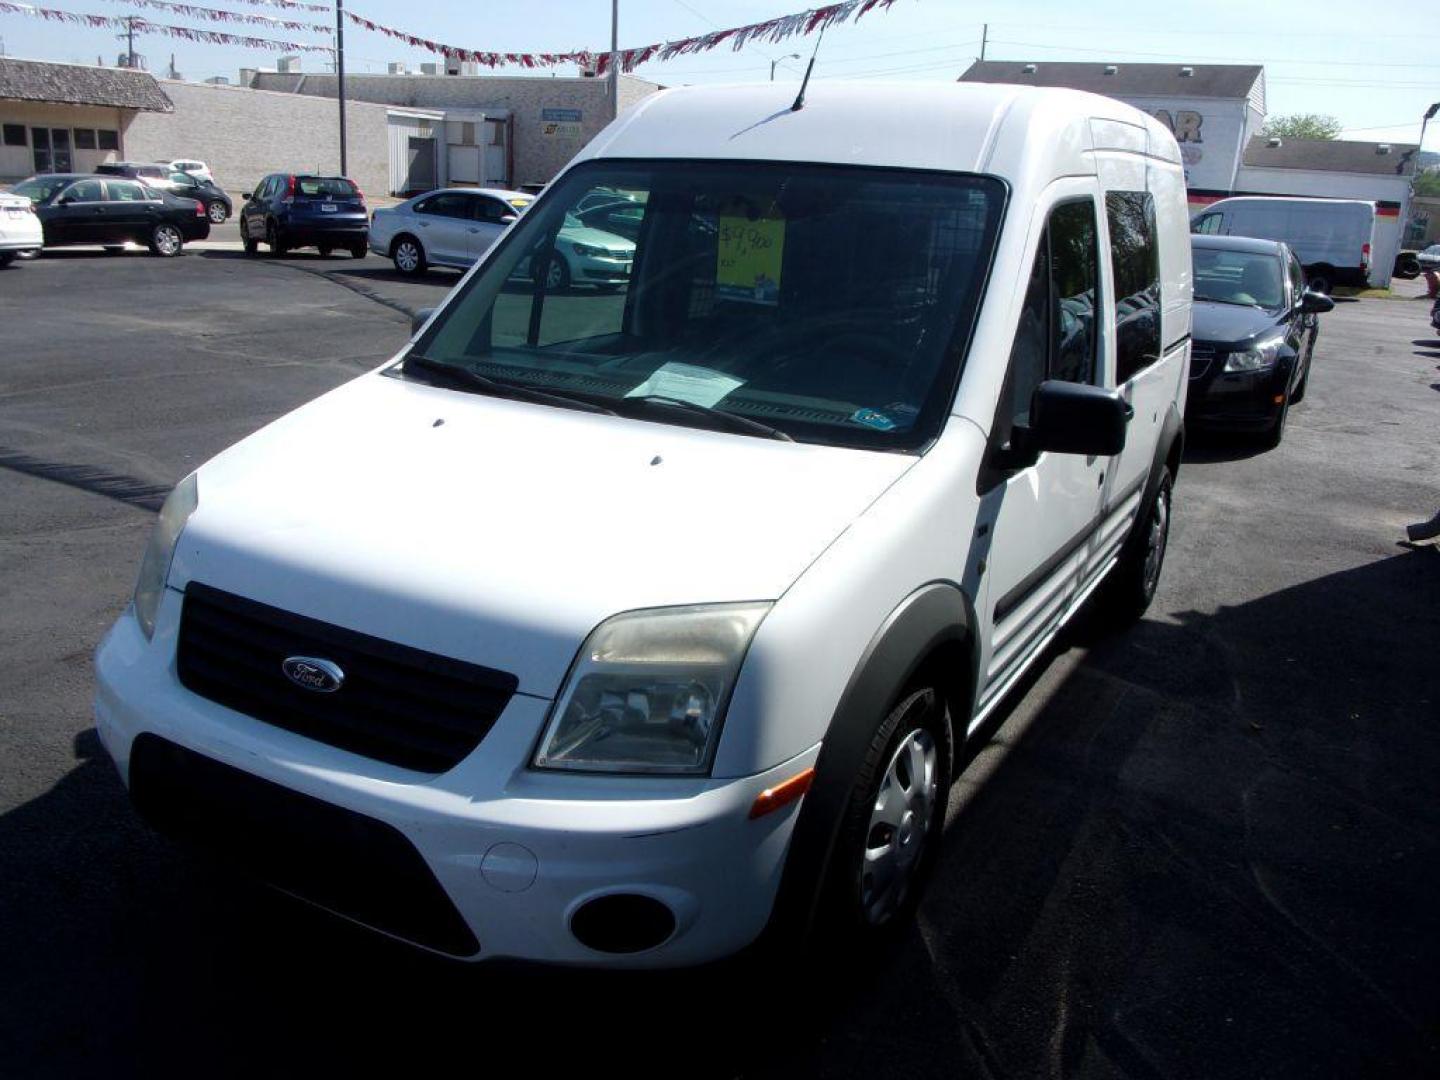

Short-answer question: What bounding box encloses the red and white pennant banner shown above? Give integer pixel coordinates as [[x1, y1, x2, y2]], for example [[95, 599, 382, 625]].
[[0, 1, 332, 50], [93, 0, 329, 33], [345, 0, 898, 73], [194, 0, 326, 13]]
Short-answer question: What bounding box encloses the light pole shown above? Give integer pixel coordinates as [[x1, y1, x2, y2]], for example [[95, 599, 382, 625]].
[[336, 0, 347, 176], [1417, 102, 1439, 176], [609, 0, 619, 120], [771, 53, 800, 81]]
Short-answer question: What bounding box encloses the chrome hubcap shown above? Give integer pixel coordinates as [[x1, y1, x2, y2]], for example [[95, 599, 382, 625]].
[[208, 203, 226, 223], [861, 724, 939, 926], [545, 258, 564, 289], [156, 227, 180, 254], [1143, 488, 1169, 597], [396, 243, 419, 271]]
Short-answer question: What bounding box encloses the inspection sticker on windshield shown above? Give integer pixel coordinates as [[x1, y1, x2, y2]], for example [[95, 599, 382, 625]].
[[716, 214, 784, 306], [851, 408, 897, 431], [626, 363, 744, 408]]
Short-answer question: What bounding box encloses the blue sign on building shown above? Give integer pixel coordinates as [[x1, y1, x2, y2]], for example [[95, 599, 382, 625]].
[[541, 108, 583, 123]]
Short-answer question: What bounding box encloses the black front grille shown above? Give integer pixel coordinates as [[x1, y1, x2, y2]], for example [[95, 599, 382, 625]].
[[1190, 344, 1220, 381], [177, 582, 518, 774], [129, 733, 480, 957]]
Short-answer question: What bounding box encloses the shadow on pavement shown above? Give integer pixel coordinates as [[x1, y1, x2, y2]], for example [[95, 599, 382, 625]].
[[1180, 428, 1270, 463], [1, 551, 1436, 1077]]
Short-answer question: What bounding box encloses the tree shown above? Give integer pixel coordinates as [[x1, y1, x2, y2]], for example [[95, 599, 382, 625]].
[[1259, 114, 1344, 141], [1414, 170, 1440, 198]]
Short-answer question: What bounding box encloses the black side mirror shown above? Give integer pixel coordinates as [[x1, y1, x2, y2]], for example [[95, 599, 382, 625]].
[[411, 308, 435, 336], [1019, 380, 1131, 459], [242, 192, 252, 201], [1300, 289, 1334, 315]]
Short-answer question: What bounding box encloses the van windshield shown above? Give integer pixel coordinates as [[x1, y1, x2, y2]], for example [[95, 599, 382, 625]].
[[409, 161, 1006, 450]]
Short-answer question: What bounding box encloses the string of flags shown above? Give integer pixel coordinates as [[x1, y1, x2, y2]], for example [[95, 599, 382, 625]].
[[90, 0, 330, 34], [0, 0, 333, 50], [343, 0, 900, 74]]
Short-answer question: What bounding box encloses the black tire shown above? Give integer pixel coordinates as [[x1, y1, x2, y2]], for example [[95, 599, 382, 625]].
[[265, 220, 287, 257], [533, 252, 571, 291], [207, 201, 228, 224], [1101, 466, 1173, 622], [148, 223, 183, 258], [1307, 269, 1334, 295], [349, 242, 367, 259], [818, 685, 953, 947], [0, 252, 13, 268], [391, 235, 426, 275], [1291, 360, 1310, 404], [240, 219, 258, 255], [318, 246, 333, 258]]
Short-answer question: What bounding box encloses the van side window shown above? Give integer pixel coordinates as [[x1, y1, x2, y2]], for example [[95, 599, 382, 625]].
[[994, 198, 1101, 446], [1048, 199, 1099, 385], [1107, 191, 1161, 384], [1193, 213, 1220, 235]]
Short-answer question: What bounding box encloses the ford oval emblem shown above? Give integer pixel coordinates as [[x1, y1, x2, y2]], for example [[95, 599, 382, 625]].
[[281, 656, 345, 693]]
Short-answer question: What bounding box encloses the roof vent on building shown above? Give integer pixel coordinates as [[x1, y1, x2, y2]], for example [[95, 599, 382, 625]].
[[1179, 66, 1194, 77], [1021, 63, 1037, 74], [1103, 64, 1118, 75], [1376, 143, 1392, 154], [1267, 137, 1283, 148]]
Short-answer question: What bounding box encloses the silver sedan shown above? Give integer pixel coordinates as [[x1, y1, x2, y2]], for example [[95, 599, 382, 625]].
[[369, 187, 532, 275]]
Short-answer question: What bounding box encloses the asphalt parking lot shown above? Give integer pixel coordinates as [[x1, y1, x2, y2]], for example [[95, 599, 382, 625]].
[[1, 248, 1437, 1078]]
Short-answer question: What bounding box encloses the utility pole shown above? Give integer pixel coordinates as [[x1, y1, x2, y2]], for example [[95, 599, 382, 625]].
[[117, 16, 137, 68], [335, 0, 348, 175], [979, 23, 987, 61], [609, 0, 618, 120]]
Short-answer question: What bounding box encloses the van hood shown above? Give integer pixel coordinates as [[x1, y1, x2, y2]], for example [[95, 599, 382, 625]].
[[169, 372, 914, 697]]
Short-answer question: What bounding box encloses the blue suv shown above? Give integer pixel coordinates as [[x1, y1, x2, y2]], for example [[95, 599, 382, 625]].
[[240, 173, 368, 258]]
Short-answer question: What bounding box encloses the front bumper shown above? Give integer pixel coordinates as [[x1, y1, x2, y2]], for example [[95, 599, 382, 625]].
[[94, 590, 813, 967], [1185, 348, 1291, 429]]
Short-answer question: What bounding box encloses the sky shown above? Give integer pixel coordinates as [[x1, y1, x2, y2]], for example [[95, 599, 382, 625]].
[[2, 0, 1437, 149]]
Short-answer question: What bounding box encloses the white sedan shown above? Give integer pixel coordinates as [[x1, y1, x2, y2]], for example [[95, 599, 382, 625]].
[[0, 190, 43, 266], [370, 187, 533, 275]]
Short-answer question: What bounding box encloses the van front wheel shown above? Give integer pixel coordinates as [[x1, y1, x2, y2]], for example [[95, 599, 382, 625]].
[[821, 686, 952, 944], [1101, 466, 1172, 622]]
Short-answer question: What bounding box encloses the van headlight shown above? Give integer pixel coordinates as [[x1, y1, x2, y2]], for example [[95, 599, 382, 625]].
[[533, 603, 770, 774], [133, 473, 198, 640], [1224, 337, 1284, 373]]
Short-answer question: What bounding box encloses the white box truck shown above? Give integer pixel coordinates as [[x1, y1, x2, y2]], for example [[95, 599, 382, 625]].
[[1192, 196, 1378, 293]]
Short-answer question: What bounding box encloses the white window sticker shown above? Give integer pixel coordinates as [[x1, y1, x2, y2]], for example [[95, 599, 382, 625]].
[[625, 363, 744, 408]]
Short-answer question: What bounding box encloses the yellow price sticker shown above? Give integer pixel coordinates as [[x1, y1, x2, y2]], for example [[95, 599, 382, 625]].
[[717, 214, 785, 305]]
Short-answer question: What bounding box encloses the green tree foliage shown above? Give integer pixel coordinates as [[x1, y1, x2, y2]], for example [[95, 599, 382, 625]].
[[1259, 114, 1344, 141], [1413, 171, 1440, 197]]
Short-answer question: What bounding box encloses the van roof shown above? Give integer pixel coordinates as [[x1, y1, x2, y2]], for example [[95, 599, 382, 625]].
[[581, 81, 1178, 177], [1205, 196, 1376, 210]]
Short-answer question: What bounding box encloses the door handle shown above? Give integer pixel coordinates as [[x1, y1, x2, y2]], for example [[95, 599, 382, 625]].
[[468, 227, 480, 233]]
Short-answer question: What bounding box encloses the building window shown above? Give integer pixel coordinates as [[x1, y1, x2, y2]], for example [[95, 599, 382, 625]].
[[488, 120, 505, 147], [2, 123, 25, 146], [74, 128, 97, 150], [97, 129, 120, 151]]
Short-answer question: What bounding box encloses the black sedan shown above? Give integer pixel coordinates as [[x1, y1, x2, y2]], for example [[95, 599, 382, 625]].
[[1188, 234, 1333, 447], [10, 174, 210, 257], [95, 162, 232, 223]]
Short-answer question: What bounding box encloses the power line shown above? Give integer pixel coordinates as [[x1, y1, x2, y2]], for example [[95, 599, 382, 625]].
[[986, 37, 1437, 70]]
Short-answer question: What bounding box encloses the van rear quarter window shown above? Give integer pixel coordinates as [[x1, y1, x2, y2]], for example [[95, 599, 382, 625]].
[[1107, 191, 1161, 384]]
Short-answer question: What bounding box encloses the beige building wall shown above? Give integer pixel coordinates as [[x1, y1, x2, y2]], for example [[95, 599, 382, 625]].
[[0, 102, 129, 182], [250, 72, 663, 187], [124, 80, 390, 196]]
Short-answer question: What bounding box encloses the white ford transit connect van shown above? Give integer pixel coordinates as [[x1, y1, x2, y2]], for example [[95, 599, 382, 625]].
[[95, 82, 1192, 967]]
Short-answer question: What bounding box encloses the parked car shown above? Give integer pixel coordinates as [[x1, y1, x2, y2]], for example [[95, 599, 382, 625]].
[[169, 159, 215, 185], [515, 210, 636, 291], [95, 83, 1192, 968], [1192, 196, 1377, 293], [240, 173, 368, 258], [1393, 250, 1421, 279], [96, 162, 232, 223], [1187, 234, 1333, 447], [10, 173, 209, 256], [369, 187, 532, 275], [1418, 243, 1440, 271], [0, 190, 43, 266]]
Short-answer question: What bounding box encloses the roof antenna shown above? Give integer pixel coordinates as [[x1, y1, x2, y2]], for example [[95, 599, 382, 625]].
[[790, 26, 826, 112]]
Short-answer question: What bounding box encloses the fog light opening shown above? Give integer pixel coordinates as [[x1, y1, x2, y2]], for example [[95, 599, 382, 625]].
[[570, 893, 677, 954]]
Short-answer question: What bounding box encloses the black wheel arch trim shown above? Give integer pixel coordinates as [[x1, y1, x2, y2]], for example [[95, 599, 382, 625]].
[[762, 581, 977, 948]]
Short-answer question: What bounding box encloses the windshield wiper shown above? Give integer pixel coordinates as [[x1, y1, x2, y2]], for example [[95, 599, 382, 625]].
[[1197, 297, 1268, 309], [404, 353, 617, 416], [624, 395, 794, 442]]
